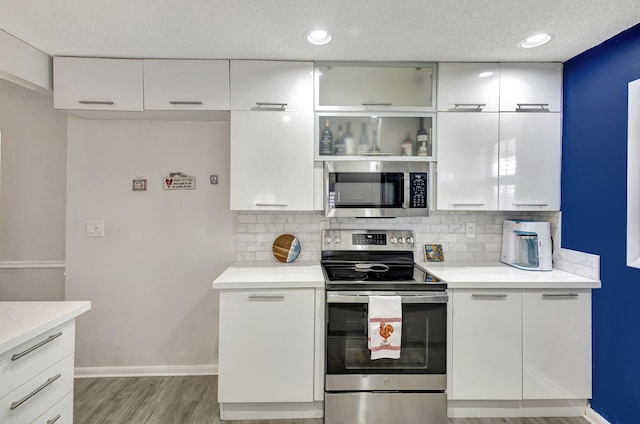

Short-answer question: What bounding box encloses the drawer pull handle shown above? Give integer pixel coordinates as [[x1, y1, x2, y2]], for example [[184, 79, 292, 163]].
[[516, 103, 550, 112], [248, 294, 285, 300], [255, 102, 287, 110], [513, 203, 548, 207], [10, 373, 62, 410], [47, 414, 62, 424], [11, 332, 63, 361], [452, 203, 485, 207], [451, 103, 486, 111], [472, 293, 508, 298], [78, 100, 115, 105], [543, 293, 579, 298], [361, 102, 392, 107], [255, 203, 288, 207], [169, 101, 204, 105]]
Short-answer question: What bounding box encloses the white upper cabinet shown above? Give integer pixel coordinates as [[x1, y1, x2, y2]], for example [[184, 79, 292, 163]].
[[498, 113, 562, 211], [143, 59, 230, 110], [230, 60, 314, 111], [499, 63, 562, 112], [230, 110, 314, 211], [53, 57, 143, 111], [437, 112, 499, 210], [437, 63, 500, 112], [316, 63, 435, 111]]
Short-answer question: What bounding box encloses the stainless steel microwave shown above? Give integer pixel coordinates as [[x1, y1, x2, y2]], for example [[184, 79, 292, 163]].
[[324, 161, 429, 218]]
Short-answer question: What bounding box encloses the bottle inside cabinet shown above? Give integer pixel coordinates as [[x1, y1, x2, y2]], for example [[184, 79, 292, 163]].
[[317, 114, 434, 158]]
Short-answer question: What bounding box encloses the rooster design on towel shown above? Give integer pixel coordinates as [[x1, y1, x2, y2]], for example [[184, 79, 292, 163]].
[[379, 321, 394, 345]]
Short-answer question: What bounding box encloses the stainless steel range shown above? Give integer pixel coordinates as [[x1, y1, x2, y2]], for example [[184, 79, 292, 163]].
[[322, 229, 448, 424]]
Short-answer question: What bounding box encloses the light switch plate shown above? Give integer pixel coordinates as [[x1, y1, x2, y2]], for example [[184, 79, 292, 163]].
[[210, 175, 218, 184], [86, 220, 104, 237]]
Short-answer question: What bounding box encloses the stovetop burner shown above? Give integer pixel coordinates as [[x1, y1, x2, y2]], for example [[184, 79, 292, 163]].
[[321, 229, 447, 291]]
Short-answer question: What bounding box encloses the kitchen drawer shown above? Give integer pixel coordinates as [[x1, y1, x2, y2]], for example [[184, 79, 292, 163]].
[[0, 354, 74, 424], [31, 391, 72, 424], [0, 321, 75, 398]]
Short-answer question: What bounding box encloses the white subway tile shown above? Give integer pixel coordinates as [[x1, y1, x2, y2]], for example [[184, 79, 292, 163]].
[[238, 214, 257, 224]]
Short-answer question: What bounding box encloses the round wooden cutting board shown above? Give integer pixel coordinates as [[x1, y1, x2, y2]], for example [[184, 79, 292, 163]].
[[272, 234, 301, 263]]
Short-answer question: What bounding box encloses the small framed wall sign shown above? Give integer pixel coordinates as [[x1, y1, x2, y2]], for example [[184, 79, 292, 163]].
[[424, 244, 444, 262], [132, 179, 147, 191]]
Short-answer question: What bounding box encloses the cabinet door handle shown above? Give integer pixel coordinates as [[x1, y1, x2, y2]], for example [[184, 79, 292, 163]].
[[47, 415, 62, 424], [513, 203, 548, 207], [361, 102, 392, 107], [543, 293, 579, 298], [452, 203, 485, 207], [78, 100, 115, 105], [515, 103, 550, 112], [255, 203, 288, 207], [248, 294, 285, 300], [255, 102, 287, 110], [11, 332, 63, 361], [472, 293, 508, 298], [169, 101, 204, 105], [10, 374, 62, 410], [451, 103, 486, 111]]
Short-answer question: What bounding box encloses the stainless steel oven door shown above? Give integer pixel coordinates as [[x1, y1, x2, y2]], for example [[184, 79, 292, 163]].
[[325, 291, 447, 392]]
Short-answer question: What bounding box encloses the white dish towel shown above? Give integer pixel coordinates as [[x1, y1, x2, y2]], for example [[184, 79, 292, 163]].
[[368, 295, 402, 360]]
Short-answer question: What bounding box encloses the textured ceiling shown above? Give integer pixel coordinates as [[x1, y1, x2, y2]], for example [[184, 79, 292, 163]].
[[1, 0, 639, 62]]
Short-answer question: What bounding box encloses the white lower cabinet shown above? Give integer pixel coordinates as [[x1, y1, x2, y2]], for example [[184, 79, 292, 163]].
[[230, 111, 314, 211], [450, 288, 592, 401], [451, 289, 522, 400], [522, 289, 592, 400], [218, 288, 315, 403]]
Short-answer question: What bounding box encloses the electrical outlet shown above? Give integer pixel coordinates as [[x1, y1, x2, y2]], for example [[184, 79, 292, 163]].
[[466, 223, 476, 238], [210, 175, 218, 185]]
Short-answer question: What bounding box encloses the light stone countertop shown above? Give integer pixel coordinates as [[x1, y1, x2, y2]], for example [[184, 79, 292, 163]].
[[416, 261, 601, 289], [212, 261, 324, 290], [0, 301, 91, 354]]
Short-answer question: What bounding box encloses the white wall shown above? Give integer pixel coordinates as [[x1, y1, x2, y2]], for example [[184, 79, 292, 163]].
[[0, 78, 67, 300], [65, 117, 236, 372]]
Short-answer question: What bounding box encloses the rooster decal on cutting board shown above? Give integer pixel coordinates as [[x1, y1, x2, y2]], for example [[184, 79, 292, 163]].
[[379, 321, 394, 345]]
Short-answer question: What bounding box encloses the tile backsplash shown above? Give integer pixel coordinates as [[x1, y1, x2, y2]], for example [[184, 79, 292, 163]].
[[236, 210, 560, 263]]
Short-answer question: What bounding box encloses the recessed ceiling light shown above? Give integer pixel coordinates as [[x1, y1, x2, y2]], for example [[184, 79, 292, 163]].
[[478, 71, 494, 78], [305, 29, 333, 46], [519, 32, 554, 48]]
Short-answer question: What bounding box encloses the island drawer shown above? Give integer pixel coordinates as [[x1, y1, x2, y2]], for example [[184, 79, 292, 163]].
[[0, 353, 74, 424], [0, 321, 75, 398]]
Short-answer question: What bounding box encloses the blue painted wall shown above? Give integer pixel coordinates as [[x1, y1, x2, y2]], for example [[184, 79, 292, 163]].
[[563, 23, 640, 424]]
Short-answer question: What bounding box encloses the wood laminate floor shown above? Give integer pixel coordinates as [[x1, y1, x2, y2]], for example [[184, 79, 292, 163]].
[[74, 376, 591, 424]]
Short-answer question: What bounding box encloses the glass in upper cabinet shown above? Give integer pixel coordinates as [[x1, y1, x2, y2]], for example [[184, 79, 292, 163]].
[[316, 113, 436, 160], [315, 62, 436, 111]]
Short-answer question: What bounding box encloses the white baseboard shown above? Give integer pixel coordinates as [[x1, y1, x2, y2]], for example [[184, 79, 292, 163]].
[[75, 364, 218, 378], [585, 406, 611, 424]]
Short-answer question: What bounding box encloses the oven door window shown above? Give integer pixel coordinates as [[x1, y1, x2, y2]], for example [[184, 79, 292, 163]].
[[329, 172, 404, 208], [326, 302, 446, 374]]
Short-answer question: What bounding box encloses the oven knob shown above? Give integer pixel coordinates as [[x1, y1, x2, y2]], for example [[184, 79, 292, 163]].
[[334, 236, 341, 244], [406, 236, 414, 244], [390, 237, 397, 244], [398, 237, 405, 244], [325, 236, 332, 244]]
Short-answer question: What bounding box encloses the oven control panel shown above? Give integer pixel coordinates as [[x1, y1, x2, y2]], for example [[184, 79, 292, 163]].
[[322, 230, 415, 250]]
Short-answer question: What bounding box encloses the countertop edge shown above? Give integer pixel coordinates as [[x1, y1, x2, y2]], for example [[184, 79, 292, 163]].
[[416, 261, 601, 289], [212, 262, 324, 290], [0, 301, 91, 354]]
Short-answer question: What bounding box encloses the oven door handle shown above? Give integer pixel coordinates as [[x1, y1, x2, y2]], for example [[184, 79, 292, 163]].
[[327, 293, 448, 304]]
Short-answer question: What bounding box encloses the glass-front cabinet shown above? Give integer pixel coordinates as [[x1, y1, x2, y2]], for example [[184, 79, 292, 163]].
[[315, 113, 436, 160], [315, 62, 436, 111]]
